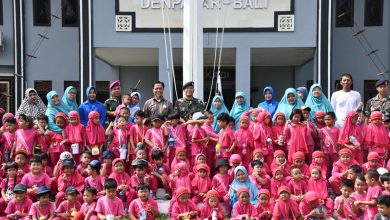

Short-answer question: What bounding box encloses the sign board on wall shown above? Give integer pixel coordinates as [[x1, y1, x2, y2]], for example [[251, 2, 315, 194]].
[[116, 0, 294, 32]]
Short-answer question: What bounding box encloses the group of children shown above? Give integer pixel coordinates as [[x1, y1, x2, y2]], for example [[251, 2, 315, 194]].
[[0, 102, 390, 219]]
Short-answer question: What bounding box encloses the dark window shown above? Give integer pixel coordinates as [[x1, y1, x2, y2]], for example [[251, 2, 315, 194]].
[[365, 0, 383, 26], [95, 81, 110, 103], [364, 80, 377, 104], [0, 0, 3, 25], [33, 0, 51, 26], [34, 81, 52, 105], [62, 0, 78, 27], [64, 81, 80, 104], [336, 0, 354, 27]]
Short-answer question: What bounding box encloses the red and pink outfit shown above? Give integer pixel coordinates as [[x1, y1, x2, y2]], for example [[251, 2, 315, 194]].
[[145, 127, 167, 160], [216, 127, 235, 160], [166, 124, 187, 165], [199, 190, 224, 219], [284, 122, 309, 164], [1, 198, 33, 220], [364, 111, 390, 164], [14, 128, 38, 157], [191, 164, 211, 204], [338, 111, 364, 163], [319, 125, 340, 169], [253, 112, 274, 165], [307, 176, 334, 217], [128, 197, 159, 219], [55, 172, 84, 206], [109, 127, 129, 159], [29, 201, 55, 219], [191, 126, 208, 163], [86, 111, 107, 160], [211, 173, 231, 213], [234, 116, 254, 167], [334, 195, 360, 220], [231, 188, 258, 218], [64, 111, 87, 163], [95, 196, 124, 217], [202, 123, 218, 173], [272, 112, 287, 154]]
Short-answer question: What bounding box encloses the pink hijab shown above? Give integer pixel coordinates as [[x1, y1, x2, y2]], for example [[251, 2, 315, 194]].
[[174, 162, 192, 190], [299, 191, 320, 215], [192, 164, 211, 193], [109, 159, 130, 185], [86, 111, 107, 145], [275, 186, 300, 219], [235, 116, 254, 147], [66, 111, 84, 143], [307, 168, 328, 199], [338, 111, 363, 145], [201, 190, 224, 219], [365, 111, 389, 147]]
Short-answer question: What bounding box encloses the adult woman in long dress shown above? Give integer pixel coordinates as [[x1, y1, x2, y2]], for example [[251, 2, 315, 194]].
[[230, 92, 249, 130], [61, 86, 79, 114], [273, 88, 304, 121], [45, 91, 68, 133], [305, 84, 334, 121], [78, 86, 106, 126], [16, 88, 47, 120]]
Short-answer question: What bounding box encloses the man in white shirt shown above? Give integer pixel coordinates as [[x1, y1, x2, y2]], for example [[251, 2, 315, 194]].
[[330, 73, 362, 128]]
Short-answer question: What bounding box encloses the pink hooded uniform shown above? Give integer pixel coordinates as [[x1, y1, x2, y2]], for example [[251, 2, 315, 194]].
[[109, 159, 136, 205], [319, 125, 340, 167], [191, 164, 212, 204], [362, 152, 382, 173], [309, 151, 328, 179], [231, 188, 258, 218], [364, 183, 382, 220], [145, 127, 167, 159], [109, 127, 130, 159], [364, 111, 390, 161], [272, 112, 287, 153], [234, 116, 254, 167], [338, 111, 364, 163], [216, 127, 235, 159], [270, 168, 288, 199], [273, 186, 300, 220], [170, 187, 199, 220], [329, 148, 359, 194], [299, 191, 324, 220], [284, 122, 309, 163], [64, 111, 87, 162], [256, 189, 274, 220], [253, 112, 274, 165], [199, 190, 224, 219], [307, 172, 334, 217], [85, 111, 107, 159], [55, 171, 85, 206], [191, 126, 208, 159]]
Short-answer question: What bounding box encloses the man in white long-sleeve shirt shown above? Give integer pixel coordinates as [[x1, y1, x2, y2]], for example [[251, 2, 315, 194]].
[[330, 73, 362, 128]]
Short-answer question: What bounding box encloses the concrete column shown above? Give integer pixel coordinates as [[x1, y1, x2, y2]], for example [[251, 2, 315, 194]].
[[236, 47, 251, 106], [159, 48, 172, 102], [183, 0, 203, 99]]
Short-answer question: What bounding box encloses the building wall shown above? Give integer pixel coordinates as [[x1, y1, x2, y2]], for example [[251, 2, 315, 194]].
[[24, 0, 79, 96], [0, 0, 15, 67], [295, 58, 315, 89], [331, 0, 390, 96]]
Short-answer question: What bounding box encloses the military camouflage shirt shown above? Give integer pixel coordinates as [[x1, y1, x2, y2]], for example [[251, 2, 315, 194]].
[[104, 97, 121, 122], [365, 95, 390, 120], [175, 97, 205, 121]]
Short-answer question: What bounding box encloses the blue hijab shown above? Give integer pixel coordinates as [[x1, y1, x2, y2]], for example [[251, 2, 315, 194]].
[[230, 92, 249, 130], [296, 87, 308, 102], [129, 92, 141, 117], [78, 86, 106, 126], [45, 91, 67, 133], [305, 84, 334, 120], [229, 166, 258, 206], [210, 95, 229, 133], [258, 86, 279, 117], [61, 86, 78, 114], [273, 88, 304, 121]]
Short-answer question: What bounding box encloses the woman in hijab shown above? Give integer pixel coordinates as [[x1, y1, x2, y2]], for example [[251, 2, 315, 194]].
[[305, 84, 334, 120], [210, 95, 229, 133], [16, 88, 47, 120], [296, 87, 308, 102], [78, 86, 106, 126], [273, 88, 304, 121], [258, 86, 279, 117], [45, 91, 67, 133], [61, 86, 78, 114], [230, 92, 249, 130], [229, 166, 259, 207], [129, 92, 141, 117]]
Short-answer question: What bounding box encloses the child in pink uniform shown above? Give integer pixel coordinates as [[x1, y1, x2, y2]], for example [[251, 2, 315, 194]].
[[307, 166, 334, 218], [256, 189, 274, 220], [365, 111, 390, 164], [202, 111, 219, 173], [199, 190, 224, 219], [329, 148, 359, 195], [13, 114, 38, 157], [0, 162, 19, 215], [130, 159, 157, 198], [228, 154, 242, 179], [1, 117, 16, 163], [73, 187, 98, 220], [320, 112, 339, 170], [14, 150, 30, 179], [47, 113, 67, 166], [270, 167, 288, 199], [3, 184, 33, 220], [270, 150, 290, 178], [109, 159, 135, 206], [309, 151, 328, 179], [216, 113, 236, 160], [284, 109, 309, 163], [29, 186, 55, 220], [77, 151, 91, 178], [273, 186, 301, 220], [362, 152, 382, 173], [288, 167, 306, 202], [100, 150, 115, 177], [299, 191, 325, 219], [292, 151, 310, 179], [128, 183, 160, 220], [164, 112, 187, 166], [150, 150, 171, 198], [252, 149, 270, 175], [355, 170, 383, 220], [234, 116, 254, 168], [339, 111, 364, 163], [170, 147, 191, 174], [129, 111, 148, 165], [231, 188, 258, 218], [106, 116, 130, 159], [211, 158, 231, 214], [36, 115, 50, 155], [55, 159, 84, 207], [253, 111, 274, 166], [84, 160, 105, 198], [21, 156, 51, 201], [249, 160, 269, 191], [171, 187, 199, 220], [63, 111, 86, 163], [191, 164, 211, 204], [55, 186, 82, 220], [381, 173, 390, 196], [145, 115, 168, 161], [96, 178, 125, 219], [335, 179, 362, 219], [189, 113, 209, 164], [85, 111, 106, 160], [272, 112, 287, 153], [351, 175, 367, 206]]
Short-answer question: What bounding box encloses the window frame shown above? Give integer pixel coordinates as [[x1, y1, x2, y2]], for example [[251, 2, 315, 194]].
[[0, 0, 3, 25], [364, 0, 383, 26], [33, 0, 51, 27], [335, 0, 354, 27], [61, 0, 79, 27]]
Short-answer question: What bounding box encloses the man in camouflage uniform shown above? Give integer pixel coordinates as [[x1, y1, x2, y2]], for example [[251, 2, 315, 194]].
[[365, 79, 390, 122], [104, 80, 122, 124], [175, 81, 205, 121]]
